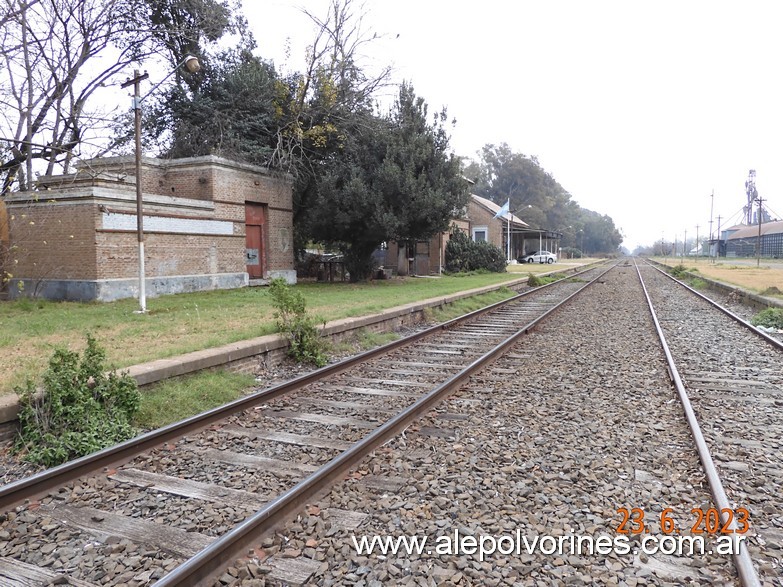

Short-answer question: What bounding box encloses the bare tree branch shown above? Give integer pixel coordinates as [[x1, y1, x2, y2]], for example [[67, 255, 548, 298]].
[[0, 0, 157, 196]]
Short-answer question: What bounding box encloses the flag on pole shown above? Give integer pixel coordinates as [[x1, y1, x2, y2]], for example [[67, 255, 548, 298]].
[[493, 199, 510, 219]]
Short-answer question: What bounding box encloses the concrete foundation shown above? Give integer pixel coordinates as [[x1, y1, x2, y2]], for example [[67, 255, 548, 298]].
[[9, 272, 249, 302]]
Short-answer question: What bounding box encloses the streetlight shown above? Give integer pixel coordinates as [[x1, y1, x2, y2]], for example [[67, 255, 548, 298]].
[[121, 55, 201, 313]]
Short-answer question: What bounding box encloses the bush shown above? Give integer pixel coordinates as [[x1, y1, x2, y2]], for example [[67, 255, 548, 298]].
[[14, 334, 140, 467], [528, 273, 562, 287], [268, 278, 328, 367], [670, 264, 689, 279], [561, 247, 582, 259], [445, 230, 506, 273], [751, 307, 783, 329]]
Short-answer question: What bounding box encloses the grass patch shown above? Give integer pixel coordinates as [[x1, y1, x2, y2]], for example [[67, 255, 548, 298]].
[[687, 277, 707, 289], [429, 287, 516, 323], [655, 258, 783, 295], [134, 370, 256, 429], [352, 329, 400, 350], [527, 273, 563, 287], [750, 307, 783, 330], [0, 272, 532, 395], [333, 329, 401, 355]]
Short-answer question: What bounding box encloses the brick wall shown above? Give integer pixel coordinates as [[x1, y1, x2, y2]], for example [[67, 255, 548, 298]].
[[467, 200, 504, 249], [6, 155, 295, 299], [7, 200, 99, 280]]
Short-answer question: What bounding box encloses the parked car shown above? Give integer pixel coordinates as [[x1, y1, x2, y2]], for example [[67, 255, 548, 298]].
[[519, 250, 557, 264]]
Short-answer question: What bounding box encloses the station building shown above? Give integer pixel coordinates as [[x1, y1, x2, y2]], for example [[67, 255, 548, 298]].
[[3, 155, 296, 301], [378, 194, 561, 276]]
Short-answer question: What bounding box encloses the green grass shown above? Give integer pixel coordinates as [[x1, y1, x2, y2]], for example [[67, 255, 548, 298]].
[[0, 272, 527, 395], [332, 328, 401, 355], [751, 307, 783, 329], [134, 370, 257, 429], [429, 287, 516, 322], [134, 288, 519, 429]]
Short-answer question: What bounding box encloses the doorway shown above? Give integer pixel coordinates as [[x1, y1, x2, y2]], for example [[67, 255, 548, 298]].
[[245, 202, 267, 279]]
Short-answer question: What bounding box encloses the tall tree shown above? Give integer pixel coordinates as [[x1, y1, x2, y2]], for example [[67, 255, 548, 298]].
[[309, 83, 468, 280], [470, 143, 574, 230], [271, 0, 392, 249], [467, 143, 623, 254], [145, 0, 251, 91], [143, 48, 281, 162]]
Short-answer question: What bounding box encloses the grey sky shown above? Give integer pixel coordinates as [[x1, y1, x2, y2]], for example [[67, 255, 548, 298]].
[[243, 0, 783, 250]]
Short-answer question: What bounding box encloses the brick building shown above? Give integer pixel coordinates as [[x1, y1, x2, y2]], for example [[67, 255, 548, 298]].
[[4, 155, 295, 301], [380, 195, 536, 275]]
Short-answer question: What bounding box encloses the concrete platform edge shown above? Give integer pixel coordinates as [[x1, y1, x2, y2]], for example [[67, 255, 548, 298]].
[[0, 276, 532, 424]]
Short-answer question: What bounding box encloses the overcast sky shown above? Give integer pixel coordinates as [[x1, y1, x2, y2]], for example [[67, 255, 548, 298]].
[[242, 0, 783, 250]]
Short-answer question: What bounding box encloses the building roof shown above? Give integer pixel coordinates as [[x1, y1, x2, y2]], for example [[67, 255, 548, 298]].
[[726, 220, 783, 240], [470, 194, 529, 228]]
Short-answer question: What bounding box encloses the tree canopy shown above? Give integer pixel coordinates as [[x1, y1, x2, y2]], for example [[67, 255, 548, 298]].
[[307, 83, 468, 280], [1, 0, 624, 277], [465, 143, 622, 255]]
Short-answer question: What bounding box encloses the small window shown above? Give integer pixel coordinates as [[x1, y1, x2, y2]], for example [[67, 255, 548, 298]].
[[472, 226, 488, 243]]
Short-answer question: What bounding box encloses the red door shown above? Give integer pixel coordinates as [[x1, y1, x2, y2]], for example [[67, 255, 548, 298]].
[[245, 203, 267, 279]]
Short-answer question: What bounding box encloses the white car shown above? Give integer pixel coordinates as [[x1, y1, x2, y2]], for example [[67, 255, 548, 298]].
[[520, 250, 557, 264]]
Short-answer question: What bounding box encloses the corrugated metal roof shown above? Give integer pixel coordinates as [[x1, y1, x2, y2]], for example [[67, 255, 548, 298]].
[[726, 220, 783, 240]]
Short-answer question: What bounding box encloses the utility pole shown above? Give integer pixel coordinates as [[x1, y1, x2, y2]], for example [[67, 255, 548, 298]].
[[121, 69, 150, 313], [684, 229, 687, 259], [695, 225, 700, 261], [119, 56, 200, 313], [708, 190, 714, 262], [756, 196, 764, 267], [716, 215, 722, 261]]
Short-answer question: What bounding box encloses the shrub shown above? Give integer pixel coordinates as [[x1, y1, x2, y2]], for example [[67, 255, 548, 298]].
[[528, 273, 562, 287], [670, 264, 689, 279], [268, 278, 328, 367], [445, 230, 506, 273], [751, 307, 783, 329], [14, 334, 140, 467]]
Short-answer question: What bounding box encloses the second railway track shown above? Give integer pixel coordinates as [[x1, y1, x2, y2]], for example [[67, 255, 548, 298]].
[[2, 259, 781, 586]]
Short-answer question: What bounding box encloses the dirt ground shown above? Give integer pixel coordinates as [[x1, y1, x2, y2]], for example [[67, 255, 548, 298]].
[[655, 256, 783, 297]]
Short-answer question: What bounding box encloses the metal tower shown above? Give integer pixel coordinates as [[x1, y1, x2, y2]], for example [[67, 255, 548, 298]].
[[744, 169, 757, 225]]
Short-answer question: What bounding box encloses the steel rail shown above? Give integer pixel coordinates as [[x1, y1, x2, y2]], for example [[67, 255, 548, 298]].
[[0, 264, 605, 512], [634, 260, 761, 587], [153, 262, 615, 586], [645, 259, 783, 351]]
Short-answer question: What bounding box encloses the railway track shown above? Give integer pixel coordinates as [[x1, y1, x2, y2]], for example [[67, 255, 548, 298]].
[[3, 259, 780, 586], [0, 264, 611, 586], [224, 259, 780, 586], [638, 260, 782, 586]]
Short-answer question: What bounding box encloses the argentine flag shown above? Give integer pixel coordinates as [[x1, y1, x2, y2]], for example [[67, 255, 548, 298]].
[[493, 199, 510, 219]]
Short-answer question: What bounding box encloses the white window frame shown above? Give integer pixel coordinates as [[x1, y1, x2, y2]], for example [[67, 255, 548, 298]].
[[472, 226, 488, 243]]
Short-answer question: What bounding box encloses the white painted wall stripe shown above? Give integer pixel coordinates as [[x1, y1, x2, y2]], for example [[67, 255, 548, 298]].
[[102, 212, 234, 235]]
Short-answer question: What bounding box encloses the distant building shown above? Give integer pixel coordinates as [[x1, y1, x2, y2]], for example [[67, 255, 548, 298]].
[[378, 194, 560, 275], [723, 220, 783, 258], [4, 155, 295, 301]]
